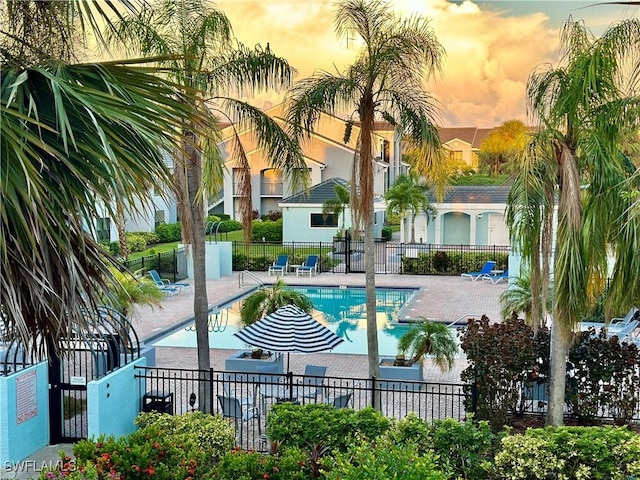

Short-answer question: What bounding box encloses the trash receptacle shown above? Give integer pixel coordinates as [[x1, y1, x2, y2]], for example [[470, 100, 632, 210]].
[[143, 390, 174, 414]]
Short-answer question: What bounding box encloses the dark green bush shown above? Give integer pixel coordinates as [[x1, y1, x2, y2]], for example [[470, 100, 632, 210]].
[[252, 219, 283, 242], [381, 226, 393, 241], [266, 403, 389, 452], [218, 219, 242, 232], [260, 210, 282, 221], [217, 213, 231, 221], [155, 222, 182, 242], [402, 251, 509, 275]]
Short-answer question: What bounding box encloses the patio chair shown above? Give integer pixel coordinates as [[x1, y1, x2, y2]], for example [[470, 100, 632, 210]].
[[296, 255, 319, 277], [299, 364, 327, 402], [217, 395, 261, 445], [223, 382, 254, 408], [256, 364, 285, 412], [580, 306, 639, 332], [327, 392, 352, 408], [460, 261, 496, 282], [607, 318, 639, 342], [268, 255, 289, 276], [148, 269, 192, 294], [482, 269, 509, 285]]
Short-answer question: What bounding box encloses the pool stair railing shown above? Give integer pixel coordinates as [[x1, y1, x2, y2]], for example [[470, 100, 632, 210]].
[[239, 270, 264, 289]]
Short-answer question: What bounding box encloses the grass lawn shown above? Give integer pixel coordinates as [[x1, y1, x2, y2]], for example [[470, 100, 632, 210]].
[[127, 230, 245, 259]]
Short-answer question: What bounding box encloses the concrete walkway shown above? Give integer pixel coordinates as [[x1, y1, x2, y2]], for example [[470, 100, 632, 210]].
[[13, 271, 506, 478]]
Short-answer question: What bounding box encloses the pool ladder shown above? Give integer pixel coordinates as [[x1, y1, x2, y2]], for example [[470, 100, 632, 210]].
[[239, 270, 264, 289]]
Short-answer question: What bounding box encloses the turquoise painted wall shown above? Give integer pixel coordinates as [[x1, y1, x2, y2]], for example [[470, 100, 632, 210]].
[[87, 358, 146, 439], [443, 213, 470, 245], [0, 363, 50, 465]]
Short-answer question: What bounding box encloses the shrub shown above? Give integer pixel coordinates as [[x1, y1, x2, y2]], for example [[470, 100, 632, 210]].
[[459, 315, 539, 431], [260, 210, 282, 221], [217, 219, 242, 232], [128, 231, 160, 244], [252, 219, 283, 242], [125, 233, 147, 253], [432, 250, 450, 272], [493, 426, 639, 479], [215, 447, 310, 480], [155, 222, 182, 242], [49, 412, 235, 480], [381, 226, 393, 241], [266, 403, 389, 452], [217, 213, 231, 221], [322, 434, 447, 480]]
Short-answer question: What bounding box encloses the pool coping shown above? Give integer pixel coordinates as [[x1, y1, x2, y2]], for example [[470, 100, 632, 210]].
[[144, 284, 422, 348]]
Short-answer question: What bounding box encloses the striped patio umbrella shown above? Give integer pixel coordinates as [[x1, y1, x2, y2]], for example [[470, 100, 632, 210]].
[[233, 304, 344, 371]]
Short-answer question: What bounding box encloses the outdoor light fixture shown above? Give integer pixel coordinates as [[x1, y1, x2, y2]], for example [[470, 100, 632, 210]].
[[189, 392, 196, 411]]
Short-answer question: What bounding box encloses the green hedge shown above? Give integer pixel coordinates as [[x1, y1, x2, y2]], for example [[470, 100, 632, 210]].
[[403, 251, 509, 275], [252, 219, 283, 242], [155, 222, 182, 242]]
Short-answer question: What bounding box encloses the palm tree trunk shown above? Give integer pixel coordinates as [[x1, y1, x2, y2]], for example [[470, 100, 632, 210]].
[[546, 324, 569, 425], [364, 218, 379, 377], [409, 212, 416, 244], [184, 130, 211, 413], [399, 215, 406, 243]]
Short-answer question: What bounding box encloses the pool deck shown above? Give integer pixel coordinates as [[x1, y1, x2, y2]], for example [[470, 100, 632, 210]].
[[131, 272, 506, 383]]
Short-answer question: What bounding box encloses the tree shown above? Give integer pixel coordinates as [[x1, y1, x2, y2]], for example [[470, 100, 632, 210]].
[[240, 279, 314, 326], [1, 1, 201, 352], [105, 268, 163, 318], [397, 319, 457, 372], [109, 0, 308, 410], [286, 0, 446, 378], [322, 182, 350, 237], [478, 120, 529, 176], [499, 271, 552, 331], [506, 17, 640, 426], [385, 173, 436, 243]]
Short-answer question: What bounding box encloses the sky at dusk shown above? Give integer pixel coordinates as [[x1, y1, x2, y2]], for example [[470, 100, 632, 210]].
[[216, 0, 639, 128]]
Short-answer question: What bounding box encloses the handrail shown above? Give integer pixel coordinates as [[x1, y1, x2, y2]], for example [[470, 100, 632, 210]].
[[448, 314, 482, 327], [239, 270, 264, 289]]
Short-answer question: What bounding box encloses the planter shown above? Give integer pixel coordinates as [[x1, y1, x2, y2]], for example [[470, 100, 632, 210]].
[[224, 350, 284, 381], [379, 356, 423, 391]]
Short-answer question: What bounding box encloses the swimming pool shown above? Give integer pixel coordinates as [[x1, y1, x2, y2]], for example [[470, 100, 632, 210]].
[[152, 286, 421, 356]]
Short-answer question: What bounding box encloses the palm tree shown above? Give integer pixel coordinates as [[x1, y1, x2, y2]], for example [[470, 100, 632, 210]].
[[240, 279, 314, 326], [397, 319, 457, 372], [1, 0, 202, 352], [322, 182, 350, 238], [506, 17, 640, 425], [286, 0, 446, 378], [105, 268, 164, 318], [500, 271, 552, 331], [384, 175, 413, 243], [109, 0, 308, 409]]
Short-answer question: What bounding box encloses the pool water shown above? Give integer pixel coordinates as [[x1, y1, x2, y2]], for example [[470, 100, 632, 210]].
[[152, 286, 421, 356]]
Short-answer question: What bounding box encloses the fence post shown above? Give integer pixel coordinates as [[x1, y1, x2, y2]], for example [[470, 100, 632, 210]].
[[172, 249, 177, 283], [209, 367, 215, 415], [370, 375, 377, 410], [286, 371, 294, 402]]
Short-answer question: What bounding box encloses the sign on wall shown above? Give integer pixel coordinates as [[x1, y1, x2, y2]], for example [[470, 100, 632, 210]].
[[16, 370, 38, 424]]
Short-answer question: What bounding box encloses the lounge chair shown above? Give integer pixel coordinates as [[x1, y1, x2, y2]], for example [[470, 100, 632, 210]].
[[327, 392, 352, 408], [580, 307, 639, 333], [268, 255, 289, 276], [460, 261, 496, 282], [148, 269, 192, 294], [296, 255, 319, 277], [482, 269, 509, 285]]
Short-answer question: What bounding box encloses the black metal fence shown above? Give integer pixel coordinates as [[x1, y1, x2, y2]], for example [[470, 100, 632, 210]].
[[124, 247, 188, 281], [135, 366, 472, 451], [231, 240, 510, 275]]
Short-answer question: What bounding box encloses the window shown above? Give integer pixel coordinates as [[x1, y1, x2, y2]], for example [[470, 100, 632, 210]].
[[96, 217, 111, 242], [154, 210, 165, 228], [449, 150, 463, 162], [310, 213, 337, 227]]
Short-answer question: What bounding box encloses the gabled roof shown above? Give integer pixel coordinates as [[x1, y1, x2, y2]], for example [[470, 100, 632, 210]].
[[280, 178, 348, 205], [437, 127, 496, 149], [429, 185, 511, 204]]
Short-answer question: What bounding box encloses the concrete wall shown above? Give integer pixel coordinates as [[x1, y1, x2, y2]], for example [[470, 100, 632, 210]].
[[185, 242, 232, 280], [87, 358, 146, 439], [0, 363, 50, 465]]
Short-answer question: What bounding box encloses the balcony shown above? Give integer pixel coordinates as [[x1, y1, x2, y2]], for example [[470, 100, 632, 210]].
[[260, 182, 283, 196]]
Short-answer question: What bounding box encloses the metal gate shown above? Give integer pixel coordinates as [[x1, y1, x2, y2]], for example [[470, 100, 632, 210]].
[[48, 307, 141, 443]]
